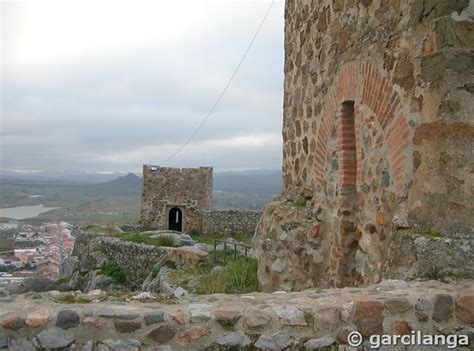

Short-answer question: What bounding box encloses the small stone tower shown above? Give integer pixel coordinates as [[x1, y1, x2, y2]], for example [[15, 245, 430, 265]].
[[140, 165, 213, 232]]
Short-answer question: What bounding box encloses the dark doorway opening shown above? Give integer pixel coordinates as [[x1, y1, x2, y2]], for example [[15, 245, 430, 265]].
[[168, 207, 182, 232]]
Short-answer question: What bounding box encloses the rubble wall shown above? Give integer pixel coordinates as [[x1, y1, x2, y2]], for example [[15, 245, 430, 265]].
[[255, 0, 474, 291], [200, 209, 262, 236], [72, 232, 169, 286]]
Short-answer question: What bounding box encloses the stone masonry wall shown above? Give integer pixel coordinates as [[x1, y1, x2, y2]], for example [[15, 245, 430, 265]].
[[140, 166, 213, 233], [255, 0, 474, 292], [200, 209, 262, 236], [1, 280, 473, 350], [72, 232, 169, 286]]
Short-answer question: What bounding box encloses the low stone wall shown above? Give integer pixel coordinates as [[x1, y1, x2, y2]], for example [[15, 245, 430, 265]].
[[72, 232, 169, 285], [1, 280, 473, 350], [200, 209, 261, 236]]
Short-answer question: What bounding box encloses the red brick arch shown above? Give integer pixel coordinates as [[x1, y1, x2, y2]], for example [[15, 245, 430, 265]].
[[314, 61, 412, 195]]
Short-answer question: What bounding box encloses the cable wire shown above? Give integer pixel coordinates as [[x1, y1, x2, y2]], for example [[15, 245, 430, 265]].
[[161, 0, 275, 165]]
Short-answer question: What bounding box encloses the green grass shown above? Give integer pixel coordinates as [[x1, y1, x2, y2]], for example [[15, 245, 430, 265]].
[[212, 248, 249, 266], [155, 235, 175, 247], [196, 256, 259, 294], [413, 229, 444, 238], [100, 262, 129, 285]]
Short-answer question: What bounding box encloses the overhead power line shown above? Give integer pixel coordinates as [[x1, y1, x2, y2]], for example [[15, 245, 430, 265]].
[[161, 0, 276, 165]]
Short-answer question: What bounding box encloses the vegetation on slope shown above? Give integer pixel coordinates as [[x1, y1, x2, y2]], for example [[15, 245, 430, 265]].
[[196, 256, 259, 294], [100, 262, 129, 285], [81, 225, 259, 294]]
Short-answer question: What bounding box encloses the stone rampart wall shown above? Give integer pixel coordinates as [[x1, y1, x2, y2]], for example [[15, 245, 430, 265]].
[[72, 232, 169, 285], [1, 280, 473, 350], [200, 209, 262, 236]]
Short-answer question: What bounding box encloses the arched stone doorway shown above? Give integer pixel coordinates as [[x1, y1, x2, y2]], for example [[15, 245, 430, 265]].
[[168, 207, 182, 232]]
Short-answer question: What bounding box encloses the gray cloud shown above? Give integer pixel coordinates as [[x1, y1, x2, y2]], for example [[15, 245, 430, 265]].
[[1, 0, 285, 173]]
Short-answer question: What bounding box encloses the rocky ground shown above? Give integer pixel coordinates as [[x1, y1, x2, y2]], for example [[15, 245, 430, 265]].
[[1, 279, 473, 350]]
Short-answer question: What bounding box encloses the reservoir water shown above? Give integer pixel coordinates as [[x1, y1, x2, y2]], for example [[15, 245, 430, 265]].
[[0, 204, 59, 220]]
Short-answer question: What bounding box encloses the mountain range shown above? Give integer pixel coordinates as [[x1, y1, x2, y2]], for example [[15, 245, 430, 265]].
[[0, 169, 283, 210]]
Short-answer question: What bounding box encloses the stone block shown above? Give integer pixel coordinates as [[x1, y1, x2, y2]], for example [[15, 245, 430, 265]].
[[433, 294, 454, 322], [384, 299, 413, 313], [147, 326, 177, 343], [56, 310, 80, 329], [214, 309, 242, 328], [352, 301, 383, 336], [25, 308, 49, 328], [456, 292, 474, 324], [178, 325, 210, 342], [144, 311, 165, 325], [114, 320, 142, 333]]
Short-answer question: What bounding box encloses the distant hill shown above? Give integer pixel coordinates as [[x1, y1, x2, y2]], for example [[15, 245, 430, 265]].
[[0, 170, 283, 211], [78, 173, 142, 197], [213, 169, 282, 194], [0, 170, 138, 183], [76, 169, 283, 196]]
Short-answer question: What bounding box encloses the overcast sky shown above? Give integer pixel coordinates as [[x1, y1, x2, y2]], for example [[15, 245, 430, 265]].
[[1, 0, 284, 175]]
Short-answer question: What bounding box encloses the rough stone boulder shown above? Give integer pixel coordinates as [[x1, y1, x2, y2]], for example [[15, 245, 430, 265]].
[[385, 230, 474, 281], [145, 230, 195, 247], [163, 247, 209, 267], [59, 256, 79, 277]]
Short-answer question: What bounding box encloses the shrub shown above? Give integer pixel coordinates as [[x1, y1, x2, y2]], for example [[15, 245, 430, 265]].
[[164, 260, 177, 269], [100, 262, 128, 285], [150, 266, 161, 278], [55, 277, 71, 285], [196, 256, 259, 294]]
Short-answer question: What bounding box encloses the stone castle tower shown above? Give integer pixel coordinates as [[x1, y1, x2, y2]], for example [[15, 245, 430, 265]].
[[255, 0, 474, 291], [140, 165, 213, 232]]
